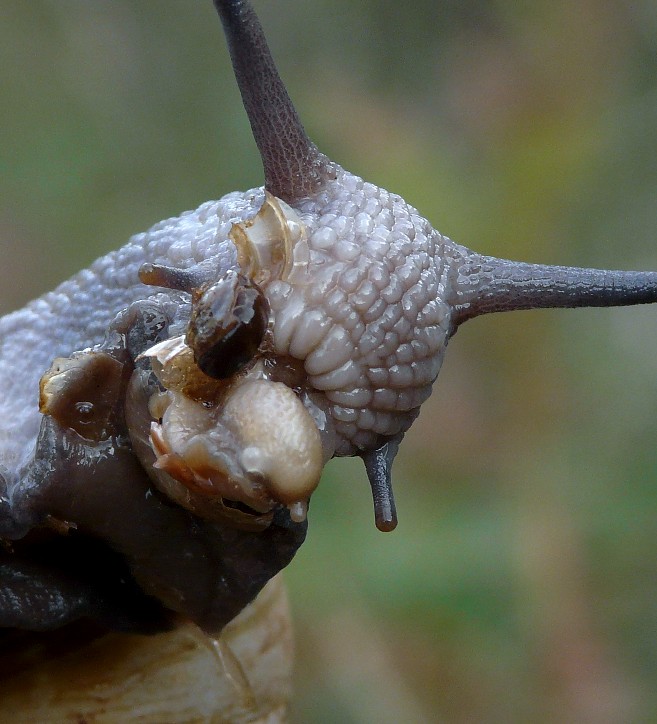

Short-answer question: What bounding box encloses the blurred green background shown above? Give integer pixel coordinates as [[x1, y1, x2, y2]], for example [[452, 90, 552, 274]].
[[2, 1, 657, 721]]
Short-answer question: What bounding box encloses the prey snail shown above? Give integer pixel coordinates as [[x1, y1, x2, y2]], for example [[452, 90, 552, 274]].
[[1, 0, 656, 720]]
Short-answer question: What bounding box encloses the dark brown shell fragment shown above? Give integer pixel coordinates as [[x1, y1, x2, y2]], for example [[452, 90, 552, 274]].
[[187, 270, 269, 379]]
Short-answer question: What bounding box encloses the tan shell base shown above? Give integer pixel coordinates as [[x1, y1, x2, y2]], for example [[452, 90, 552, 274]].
[[0, 576, 292, 723]]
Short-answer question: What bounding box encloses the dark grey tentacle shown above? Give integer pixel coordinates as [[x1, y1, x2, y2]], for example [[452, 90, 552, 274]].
[[213, 0, 334, 202], [451, 253, 657, 326], [361, 434, 403, 533]]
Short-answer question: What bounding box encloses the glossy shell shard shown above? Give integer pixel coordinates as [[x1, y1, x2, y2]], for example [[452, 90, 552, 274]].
[[186, 270, 269, 380], [231, 191, 310, 286]]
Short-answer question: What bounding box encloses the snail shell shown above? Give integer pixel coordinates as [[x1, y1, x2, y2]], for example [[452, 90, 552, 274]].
[[0, 576, 291, 723]]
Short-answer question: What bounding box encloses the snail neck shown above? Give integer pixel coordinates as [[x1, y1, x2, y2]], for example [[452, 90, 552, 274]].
[[451, 253, 657, 326], [214, 0, 334, 202]]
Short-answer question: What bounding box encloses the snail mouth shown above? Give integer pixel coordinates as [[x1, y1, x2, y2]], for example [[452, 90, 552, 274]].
[[148, 407, 275, 516], [139, 335, 323, 526]]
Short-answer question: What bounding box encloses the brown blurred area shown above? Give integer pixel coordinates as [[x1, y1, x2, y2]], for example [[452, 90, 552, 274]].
[[2, 1, 657, 721]]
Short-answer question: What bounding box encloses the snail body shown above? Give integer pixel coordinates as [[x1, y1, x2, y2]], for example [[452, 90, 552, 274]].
[[1, 0, 657, 718]]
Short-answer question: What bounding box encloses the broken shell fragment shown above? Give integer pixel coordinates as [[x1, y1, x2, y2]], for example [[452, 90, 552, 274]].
[[138, 335, 227, 402], [230, 191, 310, 286], [186, 270, 269, 380]]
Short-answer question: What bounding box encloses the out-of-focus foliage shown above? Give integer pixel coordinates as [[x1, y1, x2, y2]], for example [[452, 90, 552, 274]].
[[2, 1, 657, 721]]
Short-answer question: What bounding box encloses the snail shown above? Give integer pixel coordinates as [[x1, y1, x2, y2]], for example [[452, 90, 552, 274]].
[[1, 0, 656, 719]]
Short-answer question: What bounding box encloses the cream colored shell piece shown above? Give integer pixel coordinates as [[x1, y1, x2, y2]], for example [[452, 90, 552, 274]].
[[230, 191, 310, 287], [0, 576, 292, 723]]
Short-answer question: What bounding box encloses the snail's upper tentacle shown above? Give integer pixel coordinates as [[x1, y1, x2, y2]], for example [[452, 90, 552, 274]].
[[213, 0, 336, 202]]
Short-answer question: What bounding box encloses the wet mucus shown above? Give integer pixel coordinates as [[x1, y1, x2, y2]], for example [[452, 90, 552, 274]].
[[1, 282, 307, 634]]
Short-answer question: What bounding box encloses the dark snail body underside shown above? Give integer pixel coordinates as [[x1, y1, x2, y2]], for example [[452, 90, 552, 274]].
[[1, 0, 657, 645], [0, 294, 307, 634]]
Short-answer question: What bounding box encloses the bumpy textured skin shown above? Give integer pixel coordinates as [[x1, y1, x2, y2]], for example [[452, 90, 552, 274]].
[[267, 166, 463, 454], [0, 165, 462, 497]]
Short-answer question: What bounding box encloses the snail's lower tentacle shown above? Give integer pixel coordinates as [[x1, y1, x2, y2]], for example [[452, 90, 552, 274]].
[[138, 261, 218, 295], [361, 434, 403, 532]]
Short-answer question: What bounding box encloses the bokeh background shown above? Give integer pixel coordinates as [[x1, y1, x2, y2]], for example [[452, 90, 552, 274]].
[[2, 1, 657, 721]]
